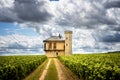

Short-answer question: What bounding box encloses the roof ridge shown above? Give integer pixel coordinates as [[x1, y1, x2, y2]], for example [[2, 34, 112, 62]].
[[43, 34, 64, 42]]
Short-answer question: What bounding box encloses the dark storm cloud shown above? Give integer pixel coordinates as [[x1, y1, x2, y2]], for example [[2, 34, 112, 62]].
[[0, 8, 20, 22], [83, 46, 111, 52], [55, 0, 118, 30], [85, 13, 117, 25], [0, 0, 52, 23], [99, 32, 120, 42], [14, 0, 52, 22], [108, 25, 120, 31], [104, 1, 120, 9], [0, 0, 120, 53]]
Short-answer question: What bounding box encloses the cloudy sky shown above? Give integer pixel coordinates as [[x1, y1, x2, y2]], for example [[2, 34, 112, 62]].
[[0, 0, 120, 55]]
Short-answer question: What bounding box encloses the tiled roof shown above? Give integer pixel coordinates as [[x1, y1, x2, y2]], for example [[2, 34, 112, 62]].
[[43, 35, 64, 42]]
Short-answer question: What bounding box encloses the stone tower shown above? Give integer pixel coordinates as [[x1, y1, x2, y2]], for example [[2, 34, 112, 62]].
[[65, 30, 72, 55]]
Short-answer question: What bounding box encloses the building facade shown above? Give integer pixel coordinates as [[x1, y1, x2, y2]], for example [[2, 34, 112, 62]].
[[43, 31, 72, 57]]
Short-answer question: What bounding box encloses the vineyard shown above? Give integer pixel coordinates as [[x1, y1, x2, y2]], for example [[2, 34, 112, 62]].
[[1, 53, 120, 80], [58, 53, 120, 80], [0, 55, 47, 80]]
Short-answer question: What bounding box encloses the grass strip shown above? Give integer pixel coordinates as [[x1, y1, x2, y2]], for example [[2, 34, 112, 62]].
[[24, 59, 48, 80], [45, 58, 58, 80]]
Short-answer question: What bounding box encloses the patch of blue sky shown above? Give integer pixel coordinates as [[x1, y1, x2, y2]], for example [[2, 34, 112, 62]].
[[0, 22, 39, 36]]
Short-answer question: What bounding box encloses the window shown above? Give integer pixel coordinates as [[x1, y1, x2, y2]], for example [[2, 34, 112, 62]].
[[49, 43, 52, 49], [44, 43, 46, 50], [54, 43, 56, 49], [56, 52, 58, 56]]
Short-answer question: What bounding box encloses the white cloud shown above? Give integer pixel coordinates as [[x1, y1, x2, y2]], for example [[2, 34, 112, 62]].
[[0, 34, 44, 54], [0, 0, 120, 54], [0, 0, 14, 8]]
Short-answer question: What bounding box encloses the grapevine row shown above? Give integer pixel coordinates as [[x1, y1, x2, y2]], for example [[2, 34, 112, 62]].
[[0, 55, 47, 80], [58, 53, 120, 80]]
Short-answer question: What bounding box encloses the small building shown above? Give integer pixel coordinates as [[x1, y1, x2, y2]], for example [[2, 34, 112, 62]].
[[43, 30, 72, 57]]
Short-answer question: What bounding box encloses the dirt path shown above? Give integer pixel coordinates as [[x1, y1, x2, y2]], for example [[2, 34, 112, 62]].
[[54, 58, 79, 80], [39, 58, 79, 80], [39, 58, 51, 80]]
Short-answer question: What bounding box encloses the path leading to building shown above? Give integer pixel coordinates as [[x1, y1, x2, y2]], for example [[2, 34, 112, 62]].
[[54, 58, 79, 80], [39, 58, 51, 80], [39, 58, 79, 80]]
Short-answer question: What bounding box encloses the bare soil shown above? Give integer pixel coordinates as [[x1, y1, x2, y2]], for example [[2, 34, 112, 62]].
[[39, 59, 51, 80], [39, 58, 80, 80], [54, 58, 80, 80]]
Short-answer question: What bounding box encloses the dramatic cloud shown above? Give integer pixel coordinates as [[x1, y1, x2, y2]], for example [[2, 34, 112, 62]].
[[14, 0, 52, 22], [99, 31, 120, 43], [0, 0, 120, 29], [0, 34, 44, 54], [0, 0, 120, 53], [104, 1, 120, 9], [53, 0, 119, 29], [0, 0, 52, 23]]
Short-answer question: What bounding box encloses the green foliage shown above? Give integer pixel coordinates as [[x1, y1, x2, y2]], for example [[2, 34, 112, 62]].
[[58, 53, 120, 80], [0, 55, 47, 80], [24, 59, 48, 80]]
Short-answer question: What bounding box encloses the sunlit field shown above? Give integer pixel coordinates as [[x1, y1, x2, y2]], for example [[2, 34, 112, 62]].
[[0, 53, 120, 80], [0, 55, 47, 80], [58, 53, 120, 80]]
